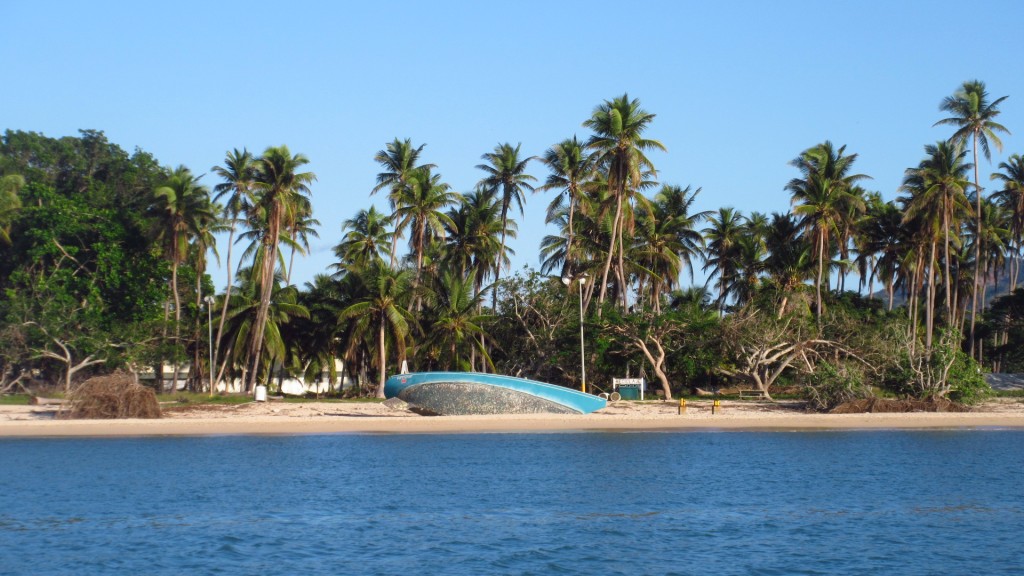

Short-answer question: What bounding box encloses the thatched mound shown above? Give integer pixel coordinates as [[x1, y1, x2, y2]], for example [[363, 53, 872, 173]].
[[61, 373, 161, 419], [830, 397, 969, 414]]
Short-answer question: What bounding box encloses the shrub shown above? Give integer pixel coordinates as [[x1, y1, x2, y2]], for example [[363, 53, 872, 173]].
[[61, 372, 161, 419]]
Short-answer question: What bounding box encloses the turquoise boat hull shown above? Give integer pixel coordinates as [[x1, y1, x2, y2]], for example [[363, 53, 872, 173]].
[[384, 372, 607, 415]]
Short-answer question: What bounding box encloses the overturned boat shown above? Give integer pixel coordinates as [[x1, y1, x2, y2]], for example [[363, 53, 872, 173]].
[[384, 372, 607, 415]]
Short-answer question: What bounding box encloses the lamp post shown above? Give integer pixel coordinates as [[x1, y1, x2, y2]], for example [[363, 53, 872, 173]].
[[561, 274, 588, 393], [203, 295, 215, 397]]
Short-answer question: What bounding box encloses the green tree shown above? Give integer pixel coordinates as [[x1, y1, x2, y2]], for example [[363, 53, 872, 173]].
[[244, 146, 316, 393], [900, 141, 973, 347], [538, 136, 594, 270], [334, 206, 393, 273], [149, 166, 215, 391], [476, 142, 536, 308], [702, 207, 745, 315], [0, 174, 24, 244], [211, 148, 256, 386], [991, 154, 1024, 292], [371, 138, 434, 267], [339, 263, 414, 397], [583, 94, 666, 310], [935, 80, 1010, 353], [421, 271, 491, 370], [786, 141, 869, 325]]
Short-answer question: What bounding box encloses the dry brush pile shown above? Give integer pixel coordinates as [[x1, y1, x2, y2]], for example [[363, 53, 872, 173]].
[[60, 372, 161, 419]]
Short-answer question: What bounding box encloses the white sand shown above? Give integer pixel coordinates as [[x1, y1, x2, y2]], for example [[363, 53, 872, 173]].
[[1, 398, 1022, 437]]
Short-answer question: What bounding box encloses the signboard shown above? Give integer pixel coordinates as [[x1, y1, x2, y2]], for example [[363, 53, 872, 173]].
[[612, 377, 645, 401]]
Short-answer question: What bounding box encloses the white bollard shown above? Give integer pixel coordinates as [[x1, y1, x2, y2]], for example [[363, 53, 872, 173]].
[[255, 385, 267, 402]]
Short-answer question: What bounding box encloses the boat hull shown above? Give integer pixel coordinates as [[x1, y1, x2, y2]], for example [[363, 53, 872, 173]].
[[384, 372, 607, 415]]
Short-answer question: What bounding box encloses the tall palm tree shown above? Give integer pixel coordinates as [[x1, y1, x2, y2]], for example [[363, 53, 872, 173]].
[[334, 206, 393, 273], [372, 138, 435, 267], [900, 141, 972, 334], [786, 141, 869, 324], [538, 136, 594, 270], [702, 207, 745, 315], [935, 80, 1010, 352], [992, 154, 1024, 292], [211, 148, 256, 387], [583, 94, 666, 310], [476, 142, 536, 307], [392, 167, 459, 292], [339, 263, 414, 397], [150, 166, 215, 391], [244, 146, 316, 393]]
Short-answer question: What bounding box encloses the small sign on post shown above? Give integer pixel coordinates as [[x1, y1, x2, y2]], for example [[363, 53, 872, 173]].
[[612, 378, 645, 401]]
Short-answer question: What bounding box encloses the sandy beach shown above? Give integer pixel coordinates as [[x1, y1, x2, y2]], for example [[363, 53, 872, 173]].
[[1, 397, 1022, 437]]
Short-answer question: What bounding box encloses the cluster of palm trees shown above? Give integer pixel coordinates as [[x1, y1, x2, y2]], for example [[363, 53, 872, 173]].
[[153, 84, 1023, 398], [149, 146, 316, 393]]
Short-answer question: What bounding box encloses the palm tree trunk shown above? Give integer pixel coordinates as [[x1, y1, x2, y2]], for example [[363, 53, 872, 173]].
[[597, 191, 624, 315], [376, 318, 387, 398], [943, 203, 953, 322], [214, 223, 237, 391], [926, 240, 937, 351], [969, 133, 981, 358], [816, 232, 824, 326], [171, 262, 182, 394], [247, 217, 281, 393]]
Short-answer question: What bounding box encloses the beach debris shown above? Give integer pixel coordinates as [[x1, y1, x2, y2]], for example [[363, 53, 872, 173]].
[[381, 397, 412, 411], [60, 372, 161, 419], [830, 397, 969, 414]]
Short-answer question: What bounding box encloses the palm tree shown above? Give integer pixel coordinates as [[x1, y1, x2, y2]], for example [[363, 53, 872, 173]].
[[538, 136, 594, 269], [476, 142, 536, 307], [211, 148, 256, 388], [935, 80, 1010, 352], [372, 138, 435, 268], [786, 141, 869, 324], [392, 167, 459, 293], [421, 271, 492, 370], [219, 268, 310, 389], [992, 154, 1024, 292], [339, 263, 414, 397], [762, 212, 812, 317], [583, 94, 666, 310], [900, 141, 973, 334], [654, 185, 710, 281], [702, 207, 745, 315], [333, 206, 393, 273], [150, 166, 215, 391], [244, 146, 316, 393]]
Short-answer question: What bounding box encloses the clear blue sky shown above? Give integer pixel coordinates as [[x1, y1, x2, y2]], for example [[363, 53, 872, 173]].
[[4, 0, 1023, 290]]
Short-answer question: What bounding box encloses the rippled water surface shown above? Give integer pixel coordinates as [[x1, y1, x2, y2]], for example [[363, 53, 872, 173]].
[[1, 431, 1023, 575]]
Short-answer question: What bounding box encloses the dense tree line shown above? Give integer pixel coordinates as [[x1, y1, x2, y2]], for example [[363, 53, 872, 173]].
[[1, 82, 1022, 407]]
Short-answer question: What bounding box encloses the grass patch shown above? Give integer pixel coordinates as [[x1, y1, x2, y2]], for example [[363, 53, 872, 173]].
[[0, 394, 33, 405], [156, 392, 253, 405], [992, 389, 1024, 398]]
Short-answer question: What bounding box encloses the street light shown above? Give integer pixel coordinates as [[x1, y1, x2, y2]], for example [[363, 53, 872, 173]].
[[203, 295, 215, 397], [561, 273, 588, 393]]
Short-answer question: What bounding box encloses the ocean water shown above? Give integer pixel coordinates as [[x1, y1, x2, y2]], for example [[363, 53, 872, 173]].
[[0, 431, 1022, 575]]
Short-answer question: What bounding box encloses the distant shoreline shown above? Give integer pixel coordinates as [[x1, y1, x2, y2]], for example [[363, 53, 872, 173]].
[[2, 399, 1023, 437]]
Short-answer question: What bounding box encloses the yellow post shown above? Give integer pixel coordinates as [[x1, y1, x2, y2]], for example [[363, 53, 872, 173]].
[[712, 399, 721, 414], [678, 398, 687, 414]]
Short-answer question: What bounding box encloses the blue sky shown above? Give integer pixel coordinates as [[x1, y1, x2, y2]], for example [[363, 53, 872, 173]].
[[4, 0, 1023, 290]]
